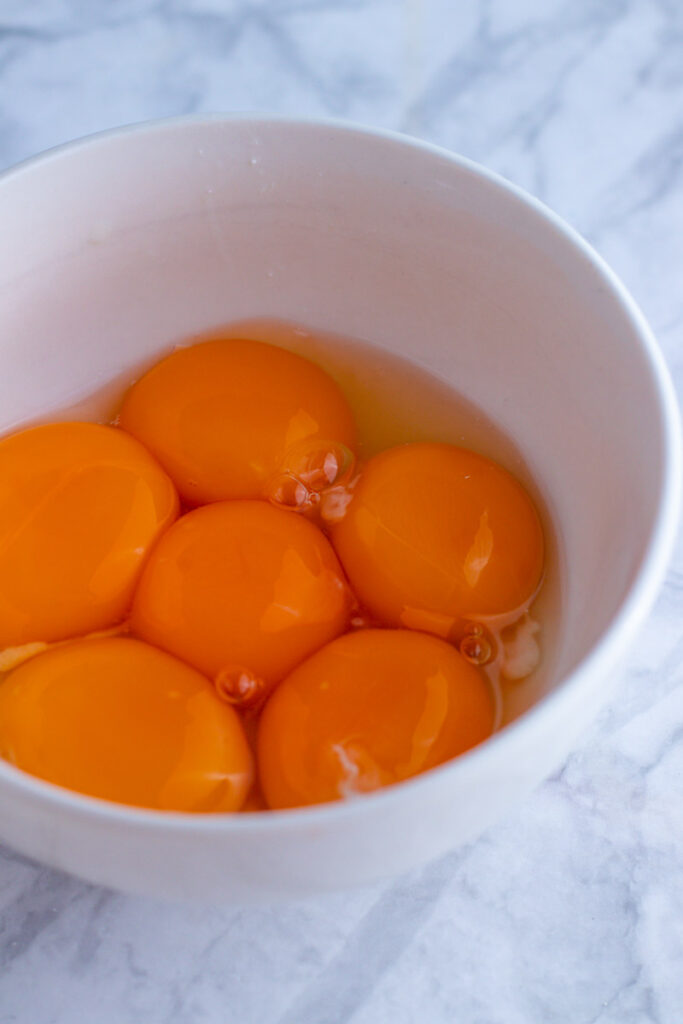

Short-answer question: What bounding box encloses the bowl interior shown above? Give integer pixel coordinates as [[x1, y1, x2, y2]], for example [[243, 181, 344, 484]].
[[0, 118, 674, 898]]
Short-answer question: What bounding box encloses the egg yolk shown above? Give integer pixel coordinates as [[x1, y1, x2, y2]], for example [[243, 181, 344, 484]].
[[131, 500, 351, 689], [258, 628, 494, 809], [0, 422, 178, 649], [119, 337, 357, 505], [331, 443, 544, 636], [0, 637, 253, 811]]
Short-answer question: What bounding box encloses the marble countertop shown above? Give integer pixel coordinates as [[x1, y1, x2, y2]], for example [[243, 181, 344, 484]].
[[1, 1, 683, 1021]]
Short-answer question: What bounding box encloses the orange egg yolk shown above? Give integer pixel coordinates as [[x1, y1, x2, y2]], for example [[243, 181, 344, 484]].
[[258, 628, 495, 809], [131, 500, 351, 690], [0, 422, 178, 649], [0, 637, 253, 811], [119, 337, 357, 505], [331, 443, 544, 636]]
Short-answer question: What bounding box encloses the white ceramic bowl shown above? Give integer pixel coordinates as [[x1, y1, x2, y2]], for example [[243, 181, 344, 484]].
[[0, 116, 679, 901]]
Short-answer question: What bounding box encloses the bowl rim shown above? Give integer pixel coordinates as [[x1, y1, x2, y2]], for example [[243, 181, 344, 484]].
[[0, 111, 680, 834]]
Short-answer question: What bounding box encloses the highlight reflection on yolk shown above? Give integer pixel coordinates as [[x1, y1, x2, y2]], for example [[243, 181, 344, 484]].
[[331, 443, 544, 635], [258, 629, 495, 810], [0, 422, 178, 649], [0, 637, 253, 811], [119, 337, 357, 505], [131, 500, 351, 689]]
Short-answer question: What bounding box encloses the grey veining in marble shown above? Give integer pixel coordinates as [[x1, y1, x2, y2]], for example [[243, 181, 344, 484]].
[[1, 1, 683, 1022]]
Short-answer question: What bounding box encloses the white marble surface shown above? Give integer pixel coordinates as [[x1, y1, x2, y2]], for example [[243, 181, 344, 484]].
[[1, 1, 683, 1021]]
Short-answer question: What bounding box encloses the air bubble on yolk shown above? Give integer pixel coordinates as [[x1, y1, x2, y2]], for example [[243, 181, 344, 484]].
[[266, 440, 356, 516], [0, 637, 253, 812], [258, 628, 495, 810], [0, 422, 178, 650], [330, 443, 544, 633], [280, 439, 355, 493], [266, 473, 314, 513], [459, 625, 493, 666], [214, 666, 266, 710], [119, 337, 357, 505], [131, 500, 351, 690]]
